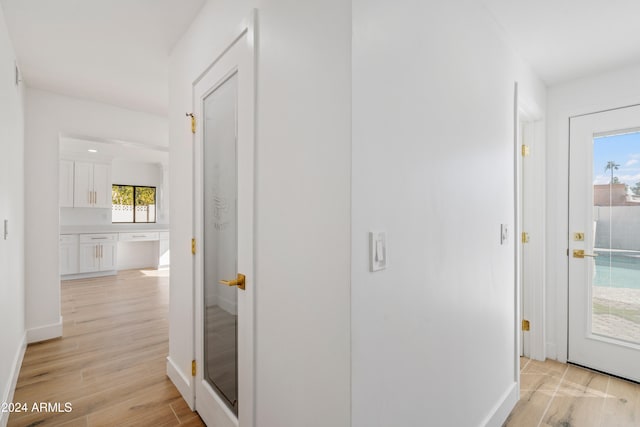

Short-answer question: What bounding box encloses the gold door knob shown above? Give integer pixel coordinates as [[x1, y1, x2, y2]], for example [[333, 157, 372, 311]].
[[573, 249, 598, 258], [219, 273, 246, 290]]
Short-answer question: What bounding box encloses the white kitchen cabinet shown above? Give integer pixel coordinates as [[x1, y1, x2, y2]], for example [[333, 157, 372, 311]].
[[59, 234, 79, 275], [59, 160, 75, 208], [79, 233, 117, 272], [73, 161, 112, 208], [158, 231, 170, 268]]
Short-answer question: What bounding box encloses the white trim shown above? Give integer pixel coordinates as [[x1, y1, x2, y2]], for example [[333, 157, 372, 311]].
[[481, 382, 519, 427], [1, 332, 27, 427], [192, 9, 257, 427], [61, 270, 117, 281], [27, 316, 63, 343], [521, 119, 547, 361], [166, 356, 194, 409]]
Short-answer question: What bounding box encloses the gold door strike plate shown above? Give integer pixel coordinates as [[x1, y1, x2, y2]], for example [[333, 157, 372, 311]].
[[573, 232, 585, 241], [522, 319, 530, 331]]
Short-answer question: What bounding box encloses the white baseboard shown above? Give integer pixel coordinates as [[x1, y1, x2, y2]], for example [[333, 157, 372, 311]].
[[481, 382, 519, 427], [27, 316, 63, 343], [1, 332, 27, 427], [61, 270, 116, 280], [167, 356, 194, 409], [546, 342, 558, 361]]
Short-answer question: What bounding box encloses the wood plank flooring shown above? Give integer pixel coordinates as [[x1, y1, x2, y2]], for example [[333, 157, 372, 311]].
[[8, 269, 205, 427], [504, 357, 640, 427]]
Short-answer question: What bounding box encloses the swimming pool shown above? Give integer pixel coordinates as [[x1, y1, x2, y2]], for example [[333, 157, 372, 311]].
[[594, 251, 640, 289]]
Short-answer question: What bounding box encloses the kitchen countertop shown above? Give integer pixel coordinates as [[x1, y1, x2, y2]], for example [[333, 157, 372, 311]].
[[60, 224, 170, 234]]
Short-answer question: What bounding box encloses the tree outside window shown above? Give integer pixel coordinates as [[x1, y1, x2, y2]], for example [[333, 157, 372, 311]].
[[112, 185, 156, 223]]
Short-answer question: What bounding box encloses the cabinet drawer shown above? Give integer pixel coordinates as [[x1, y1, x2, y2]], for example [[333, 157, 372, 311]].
[[118, 232, 160, 242], [59, 234, 78, 245], [80, 233, 118, 243]]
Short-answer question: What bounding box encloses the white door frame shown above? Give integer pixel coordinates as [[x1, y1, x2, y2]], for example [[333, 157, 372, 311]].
[[515, 84, 546, 368], [192, 10, 257, 427], [519, 117, 546, 361]]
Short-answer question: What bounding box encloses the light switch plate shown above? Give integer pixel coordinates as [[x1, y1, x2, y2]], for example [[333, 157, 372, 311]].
[[500, 224, 508, 245], [369, 231, 387, 271]]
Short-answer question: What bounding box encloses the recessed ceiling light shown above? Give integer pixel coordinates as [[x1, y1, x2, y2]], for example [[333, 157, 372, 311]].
[[88, 149, 98, 153]]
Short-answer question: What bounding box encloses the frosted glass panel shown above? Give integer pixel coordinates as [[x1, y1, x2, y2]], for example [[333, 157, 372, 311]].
[[203, 73, 238, 414], [591, 132, 640, 345]]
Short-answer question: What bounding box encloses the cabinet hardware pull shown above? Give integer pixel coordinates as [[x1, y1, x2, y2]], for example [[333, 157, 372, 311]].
[[91, 237, 108, 240]]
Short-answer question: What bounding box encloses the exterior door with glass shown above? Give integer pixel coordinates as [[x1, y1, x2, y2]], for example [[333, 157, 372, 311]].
[[193, 14, 255, 427], [569, 104, 640, 382]]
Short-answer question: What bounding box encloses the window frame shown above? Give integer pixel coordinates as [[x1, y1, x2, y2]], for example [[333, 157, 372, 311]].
[[111, 184, 157, 224]]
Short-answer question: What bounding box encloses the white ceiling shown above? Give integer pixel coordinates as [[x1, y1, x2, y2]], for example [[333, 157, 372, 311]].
[[0, 0, 206, 116], [482, 0, 640, 86], [60, 135, 169, 165], [3, 1, 640, 113]]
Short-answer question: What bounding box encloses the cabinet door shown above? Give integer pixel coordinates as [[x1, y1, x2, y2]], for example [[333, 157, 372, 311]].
[[93, 163, 112, 208], [79, 243, 99, 272], [60, 235, 79, 275], [99, 242, 117, 271], [74, 162, 94, 208], [59, 160, 75, 207]]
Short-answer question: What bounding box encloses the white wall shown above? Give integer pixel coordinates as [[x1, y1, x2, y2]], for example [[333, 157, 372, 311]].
[[351, 1, 545, 426], [168, 1, 351, 426], [546, 63, 640, 362], [0, 4, 26, 425], [24, 88, 168, 342]]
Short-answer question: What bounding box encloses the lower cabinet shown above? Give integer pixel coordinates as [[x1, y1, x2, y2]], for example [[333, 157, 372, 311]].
[[60, 234, 79, 275], [61, 231, 167, 277], [79, 234, 118, 273]]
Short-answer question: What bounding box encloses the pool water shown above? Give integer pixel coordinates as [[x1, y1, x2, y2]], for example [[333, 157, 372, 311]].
[[594, 251, 640, 289]]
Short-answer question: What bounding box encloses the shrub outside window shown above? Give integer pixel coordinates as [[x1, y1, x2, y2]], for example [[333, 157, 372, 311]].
[[112, 185, 156, 223]]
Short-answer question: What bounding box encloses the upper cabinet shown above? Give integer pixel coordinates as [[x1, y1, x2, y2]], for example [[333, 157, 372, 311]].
[[60, 160, 112, 208], [59, 160, 75, 207]]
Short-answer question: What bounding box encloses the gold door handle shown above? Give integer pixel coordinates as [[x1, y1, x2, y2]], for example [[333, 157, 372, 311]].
[[219, 273, 246, 290], [573, 249, 598, 258]]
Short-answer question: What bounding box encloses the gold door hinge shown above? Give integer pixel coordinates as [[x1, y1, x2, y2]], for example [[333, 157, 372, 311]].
[[186, 113, 196, 134], [521, 145, 530, 157], [521, 232, 530, 243], [522, 319, 530, 331], [192, 360, 196, 376], [191, 238, 196, 255]]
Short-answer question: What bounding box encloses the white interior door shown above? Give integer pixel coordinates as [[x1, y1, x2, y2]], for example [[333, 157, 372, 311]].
[[569, 104, 640, 382], [193, 13, 255, 427]]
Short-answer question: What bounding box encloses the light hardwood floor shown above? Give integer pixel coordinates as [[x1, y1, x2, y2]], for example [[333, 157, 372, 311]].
[[8, 269, 205, 427], [504, 357, 640, 427]]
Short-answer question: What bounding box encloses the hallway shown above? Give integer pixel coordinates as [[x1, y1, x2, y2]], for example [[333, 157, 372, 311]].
[[8, 270, 203, 426]]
